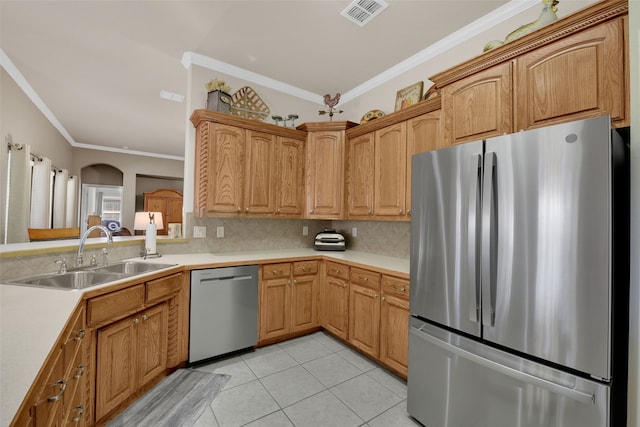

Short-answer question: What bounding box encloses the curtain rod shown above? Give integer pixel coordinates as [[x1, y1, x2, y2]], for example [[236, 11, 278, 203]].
[[6, 134, 63, 172]]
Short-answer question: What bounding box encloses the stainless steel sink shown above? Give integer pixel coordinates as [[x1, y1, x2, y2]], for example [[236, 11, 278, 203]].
[[4, 261, 177, 290], [92, 261, 176, 275], [8, 271, 123, 290]]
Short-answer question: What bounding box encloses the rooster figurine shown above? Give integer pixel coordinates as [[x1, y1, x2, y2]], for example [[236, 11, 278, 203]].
[[319, 93, 343, 121]]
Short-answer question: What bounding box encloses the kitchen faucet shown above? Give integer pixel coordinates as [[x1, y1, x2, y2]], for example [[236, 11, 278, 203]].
[[77, 225, 113, 267]]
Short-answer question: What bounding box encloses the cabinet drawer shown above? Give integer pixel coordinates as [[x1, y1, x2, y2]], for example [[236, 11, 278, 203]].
[[293, 260, 318, 276], [146, 272, 183, 303], [382, 275, 410, 300], [262, 263, 292, 280], [62, 305, 86, 367], [87, 284, 145, 327], [326, 261, 349, 280], [350, 268, 381, 290]]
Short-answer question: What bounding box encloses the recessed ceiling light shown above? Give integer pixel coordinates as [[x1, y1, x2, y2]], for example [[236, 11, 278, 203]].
[[341, 0, 388, 27], [159, 90, 185, 103]]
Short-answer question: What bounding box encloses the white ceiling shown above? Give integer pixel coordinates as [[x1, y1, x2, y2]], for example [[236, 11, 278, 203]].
[[1, 0, 546, 159]]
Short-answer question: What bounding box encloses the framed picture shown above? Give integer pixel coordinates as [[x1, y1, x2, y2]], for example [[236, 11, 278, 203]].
[[395, 82, 424, 111]]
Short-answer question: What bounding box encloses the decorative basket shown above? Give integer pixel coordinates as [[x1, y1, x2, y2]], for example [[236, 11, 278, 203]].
[[206, 90, 231, 114], [229, 87, 270, 121]]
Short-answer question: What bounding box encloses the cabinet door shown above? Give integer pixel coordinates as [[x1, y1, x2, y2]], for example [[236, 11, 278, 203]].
[[347, 133, 374, 218], [96, 317, 137, 420], [259, 276, 291, 340], [406, 110, 441, 217], [321, 275, 349, 340], [137, 303, 168, 387], [380, 293, 409, 377], [515, 18, 627, 129], [274, 137, 304, 216], [305, 131, 345, 219], [208, 124, 245, 214], [245, 130, 276, 215], [374, 123, 407, 218], [349, 283, 380, 359], [290, 274, 319, 333], [442, 62, 512, 146]]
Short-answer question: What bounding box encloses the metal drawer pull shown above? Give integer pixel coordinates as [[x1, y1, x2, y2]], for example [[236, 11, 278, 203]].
[[142, 314, 148, 321], [73, 364, 86, 379], [391, 285, 406, 292], [74, 329, 86, 341], [272, 269, 284, 274], [331, 269, 341, 273], [71, 405, 84, 423], [47, 380, 67, 402], [358, 276, 368, 281]]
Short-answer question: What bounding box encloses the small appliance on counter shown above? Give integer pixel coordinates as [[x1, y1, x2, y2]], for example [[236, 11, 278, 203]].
[[314, 229, 345, 251]]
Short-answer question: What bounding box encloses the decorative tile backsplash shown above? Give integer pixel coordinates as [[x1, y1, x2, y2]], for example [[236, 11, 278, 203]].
[[0, 215, 410, 281]]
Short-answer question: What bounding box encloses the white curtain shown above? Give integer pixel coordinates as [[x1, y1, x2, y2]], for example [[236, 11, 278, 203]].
[[30, 157, 52, 228], [6, 144, 31, 243], [65, 175, 78, 227], [52, 169, 68, 228]]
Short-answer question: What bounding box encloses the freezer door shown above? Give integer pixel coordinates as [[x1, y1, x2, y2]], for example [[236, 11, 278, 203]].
[[482, 115, 613, 379], [410, 140, 483, 337], [408, 319, 610, 427]]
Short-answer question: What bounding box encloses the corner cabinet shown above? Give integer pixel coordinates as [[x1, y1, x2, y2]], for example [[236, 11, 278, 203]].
[[191, 110, 307, 218], [298, 121, 358, 220]]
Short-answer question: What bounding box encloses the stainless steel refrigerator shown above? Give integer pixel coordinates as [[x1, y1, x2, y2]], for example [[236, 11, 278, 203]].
[[407, 115, 629, 427]]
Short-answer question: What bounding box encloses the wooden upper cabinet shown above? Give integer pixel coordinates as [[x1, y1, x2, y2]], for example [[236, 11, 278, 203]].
[[441, 61, 513, 146], [191, 111, 307, 218], [144, 189, 183, 235], [347, 132, 375, 218], [207, 123, 245, 214], [374, 123, 407, 218], [406, 110, 441, 216], [301, 122, 357, 219], [274, 137, 305, 216], [245, 130, 276, 215], [514, 18, 627, 130]]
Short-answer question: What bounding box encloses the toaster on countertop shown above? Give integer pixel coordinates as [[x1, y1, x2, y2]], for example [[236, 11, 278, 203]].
[[314, 229, 346, 251]]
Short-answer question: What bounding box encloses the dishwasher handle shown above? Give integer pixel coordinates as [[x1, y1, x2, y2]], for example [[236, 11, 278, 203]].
[[200, 274, 254, 283]]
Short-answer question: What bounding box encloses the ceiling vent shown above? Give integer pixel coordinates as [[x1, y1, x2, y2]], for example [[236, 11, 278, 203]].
[[341, 0, 389, 27]]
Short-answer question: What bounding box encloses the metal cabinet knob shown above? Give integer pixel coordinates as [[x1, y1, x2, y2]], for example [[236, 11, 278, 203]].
[[74, 329, 86, 342], [133, 318, 140, 324], [142, 314, 148, 321], [73, 364, 86, 380]]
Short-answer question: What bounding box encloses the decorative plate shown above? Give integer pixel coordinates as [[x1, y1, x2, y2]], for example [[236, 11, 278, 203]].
[[361, 109, 385, 124]]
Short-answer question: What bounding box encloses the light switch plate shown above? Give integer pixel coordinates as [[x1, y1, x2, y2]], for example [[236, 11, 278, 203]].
[[303, 226, 309, 236], [193, 226, 206, 238], [352, 227, 357, 237], [216, 226, 224, 238]]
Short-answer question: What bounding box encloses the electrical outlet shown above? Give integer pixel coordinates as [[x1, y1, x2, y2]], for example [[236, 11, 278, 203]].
[[352, 227, 357, 237], [216, 226, 224, 238], [193, 226, 206, 238], [303, 226, 309, 236]]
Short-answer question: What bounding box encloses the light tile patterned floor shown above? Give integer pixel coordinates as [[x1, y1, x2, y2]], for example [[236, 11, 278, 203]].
[[192, 332, 422, 427]]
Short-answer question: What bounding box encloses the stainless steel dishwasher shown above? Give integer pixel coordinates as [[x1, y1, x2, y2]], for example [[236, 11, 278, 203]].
[[189, 265, 259, 365]]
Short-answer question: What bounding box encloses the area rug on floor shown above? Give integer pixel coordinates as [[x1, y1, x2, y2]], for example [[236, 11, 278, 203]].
[[107, 369, 230, 427]]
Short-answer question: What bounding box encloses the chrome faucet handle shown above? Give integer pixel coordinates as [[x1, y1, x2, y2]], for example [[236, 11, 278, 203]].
[[90, 254, 98, 267], [101, 248, 109, 266], [76, 255, 84, 267], [55, 258, 68, 274]]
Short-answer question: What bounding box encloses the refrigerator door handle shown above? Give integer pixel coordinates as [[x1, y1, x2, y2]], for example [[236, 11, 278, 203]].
[[481, 151, 496, 327], [468, 153, 482, 323], [415, 326, 596, 405]]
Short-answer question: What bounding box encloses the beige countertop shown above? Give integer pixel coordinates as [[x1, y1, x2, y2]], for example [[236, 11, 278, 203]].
[[0, 249, 408, 426]]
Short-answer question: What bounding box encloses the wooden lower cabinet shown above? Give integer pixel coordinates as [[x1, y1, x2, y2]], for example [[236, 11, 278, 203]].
[[12, 305, 89, 427], [259, 261, 319, 342], [379, 276, 410, 377], [320, 262, 350, 340], [349, 284, 380, 359], [95, 303, 168, 421]]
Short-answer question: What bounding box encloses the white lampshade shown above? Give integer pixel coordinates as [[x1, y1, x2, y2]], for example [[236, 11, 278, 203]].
[[134, 212, 164, 231]]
